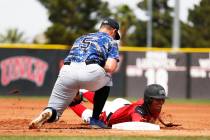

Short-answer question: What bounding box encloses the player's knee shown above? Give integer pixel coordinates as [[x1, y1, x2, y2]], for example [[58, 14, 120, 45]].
[[44, 107, 59, 123]]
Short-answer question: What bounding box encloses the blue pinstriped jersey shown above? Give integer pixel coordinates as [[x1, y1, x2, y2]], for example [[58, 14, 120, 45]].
[[64, 32, 119, 64]]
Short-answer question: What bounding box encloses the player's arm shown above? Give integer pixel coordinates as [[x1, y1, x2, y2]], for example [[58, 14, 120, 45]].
[[158, 116, 174, 127], [105, 40, 119, 74], [104, 58, 118, 74], [158, 116, 181, 127], [131, 113, 146, 122]]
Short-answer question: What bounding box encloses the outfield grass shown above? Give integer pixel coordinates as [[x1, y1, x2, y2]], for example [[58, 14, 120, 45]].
[[166, 98, 210, 104], [111, 97, 210, 104], [1, 136, 210, 140]]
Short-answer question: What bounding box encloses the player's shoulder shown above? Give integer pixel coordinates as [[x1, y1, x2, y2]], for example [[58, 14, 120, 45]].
[[133, 99, 148, 116], [96, 32, 113, 41], [135, 105, 148, 116], [74, 34, 86, 42], [81, 32, 115, 42], [79, 32, 108, 40], [136, 98, 144, 104]]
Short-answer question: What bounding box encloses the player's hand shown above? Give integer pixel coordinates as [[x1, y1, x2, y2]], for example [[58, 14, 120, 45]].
[[164, 122, 182, 127], [158, 115, 181, 127]]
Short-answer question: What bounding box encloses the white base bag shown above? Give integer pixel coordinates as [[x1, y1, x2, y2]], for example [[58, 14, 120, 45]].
[[112, 122, 160, 131]]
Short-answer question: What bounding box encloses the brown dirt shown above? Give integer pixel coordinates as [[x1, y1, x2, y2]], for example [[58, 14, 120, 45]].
[[0, 97, 210, 136]]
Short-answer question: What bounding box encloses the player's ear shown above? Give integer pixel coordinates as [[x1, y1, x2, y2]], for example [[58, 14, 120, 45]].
[[110, 29, 117, 39]]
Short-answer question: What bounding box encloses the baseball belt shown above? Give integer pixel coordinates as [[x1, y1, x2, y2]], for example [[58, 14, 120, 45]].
[[64, 60, 104, 66]]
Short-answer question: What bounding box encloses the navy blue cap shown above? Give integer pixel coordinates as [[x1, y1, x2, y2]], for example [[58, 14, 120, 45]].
[[101, 18, 120, 40]]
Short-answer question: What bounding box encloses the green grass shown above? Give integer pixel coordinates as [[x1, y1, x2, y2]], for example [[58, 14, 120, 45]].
[[166, 98, 210, 104], [111, 96, 210, 104], [0, 136, 210, 140], [0, 95, 50, 100]]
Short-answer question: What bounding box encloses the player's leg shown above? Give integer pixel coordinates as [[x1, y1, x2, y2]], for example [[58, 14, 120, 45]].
[[90, 86, 110, 128], [29, 84, 78, 129], [29, 65, 78, 129], [69, 104, 92, 123], [70, 90, 111, 110], [91, 86, 109, 120], [82, 91, 95, 103], [78, 64, 112, 128], [28, 107, 57, 129]]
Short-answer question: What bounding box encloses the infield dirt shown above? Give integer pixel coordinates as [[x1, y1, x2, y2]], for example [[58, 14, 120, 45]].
[[0, 97, 210, 136]]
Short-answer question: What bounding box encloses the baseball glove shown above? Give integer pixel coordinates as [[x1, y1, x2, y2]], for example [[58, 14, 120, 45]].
[[69, 92, 83, 107]]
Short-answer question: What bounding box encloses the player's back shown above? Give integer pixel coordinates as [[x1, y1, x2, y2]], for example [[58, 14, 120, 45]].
[[64, 32, 113, 64], [107, 99, 144, 125]]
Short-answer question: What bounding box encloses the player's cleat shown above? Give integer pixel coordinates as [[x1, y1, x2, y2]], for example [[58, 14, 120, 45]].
[[89, 117, 110, 129], [29, 108, 52, 129]]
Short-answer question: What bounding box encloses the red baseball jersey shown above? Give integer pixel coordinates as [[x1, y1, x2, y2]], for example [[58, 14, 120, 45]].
[[100, 98, 160, 126]]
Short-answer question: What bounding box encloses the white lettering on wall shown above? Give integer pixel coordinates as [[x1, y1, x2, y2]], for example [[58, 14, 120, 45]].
[[126, 52, 210, 96], [145, 52, 169, 95]]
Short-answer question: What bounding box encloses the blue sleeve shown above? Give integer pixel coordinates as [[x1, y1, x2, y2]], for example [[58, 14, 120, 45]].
[[107, 41, 120, 62]]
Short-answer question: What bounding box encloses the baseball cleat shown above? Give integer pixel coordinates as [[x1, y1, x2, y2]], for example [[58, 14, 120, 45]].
[[89, 117, 110, 129], [29, 109, 52, 129]]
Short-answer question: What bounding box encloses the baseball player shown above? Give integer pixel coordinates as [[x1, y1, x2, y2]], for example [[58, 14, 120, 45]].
[[69, 84, 179, 127], [29, 18, 120, 129]]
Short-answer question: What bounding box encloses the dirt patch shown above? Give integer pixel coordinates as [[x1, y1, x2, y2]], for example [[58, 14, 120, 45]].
[[0, 97, 210, 136]]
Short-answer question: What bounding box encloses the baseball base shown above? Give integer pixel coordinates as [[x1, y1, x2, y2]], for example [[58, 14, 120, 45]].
[[112, 122, 160, 131]]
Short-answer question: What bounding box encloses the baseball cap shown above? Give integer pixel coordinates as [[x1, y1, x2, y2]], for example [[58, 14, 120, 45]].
[[101, 18, 120, 40]]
